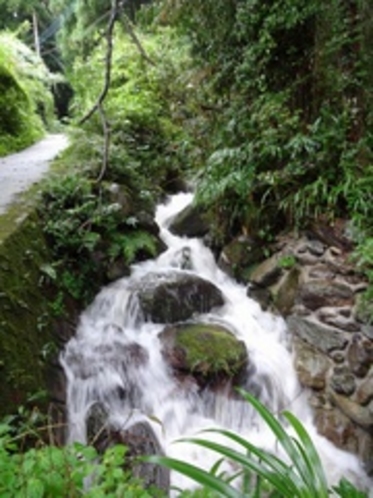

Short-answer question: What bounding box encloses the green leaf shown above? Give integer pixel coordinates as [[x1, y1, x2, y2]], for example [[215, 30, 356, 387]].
[[145, 456, 242, 498]]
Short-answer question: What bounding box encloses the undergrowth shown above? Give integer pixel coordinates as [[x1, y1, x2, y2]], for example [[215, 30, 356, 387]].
[[38, 171, 160, 307], [0, 30, 58, 156]]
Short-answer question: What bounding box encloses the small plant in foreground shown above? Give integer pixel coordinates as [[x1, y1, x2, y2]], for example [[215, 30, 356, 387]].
[[0, 421, 159, 497], [146, 390, 368, 497]]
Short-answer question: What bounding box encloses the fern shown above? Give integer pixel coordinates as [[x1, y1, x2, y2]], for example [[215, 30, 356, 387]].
[[109, 231, 158, 265]]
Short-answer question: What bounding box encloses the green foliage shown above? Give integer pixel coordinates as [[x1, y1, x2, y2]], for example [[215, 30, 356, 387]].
[[39, 172, 159, 305], [68, 24, 195, 190], [277, 255, 297, 270], [0, 421, 158, 497], [147, 390, 368, 498], [0, 31, 57, 155], [167, 0, 373, 243]]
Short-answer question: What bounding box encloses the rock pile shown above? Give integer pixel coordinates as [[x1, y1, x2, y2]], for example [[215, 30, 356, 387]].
[[240, 226, 373, 474]]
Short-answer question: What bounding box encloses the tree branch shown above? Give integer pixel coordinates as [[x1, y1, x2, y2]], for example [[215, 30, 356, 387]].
[[96, 103, 111, 183], [78, 0, 119, 125], [121, 13, 156, 66]]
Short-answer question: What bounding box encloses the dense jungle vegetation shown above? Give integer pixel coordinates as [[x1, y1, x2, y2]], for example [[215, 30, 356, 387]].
[[0, 0, 372, 496]]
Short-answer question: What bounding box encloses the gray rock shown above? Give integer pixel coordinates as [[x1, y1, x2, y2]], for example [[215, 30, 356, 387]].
[[330, 350, 345, 364], [308, 264, 336, 280], [86, 402, 109, 448], [137, 271, 224, 323], [361, 324, 373, 341], [331, 366, 356, 396], [317, 308, 360, 332], [347, 334, 373, 377], [273, 266, 301, 316], [247, 283, 272, 311], [249, 254, 282, 287], [306, 239, 325, 257], [218, 236, 264, 283], [287, 315, 348, 354], [168, 203, 209, 238], [331, 392, 373, 428], [298, 280, 354, 311], [122, 421, 170, 493], [293, 338, 331, 390], [314, 406, 358, 454], [356, 375, 373, 406]]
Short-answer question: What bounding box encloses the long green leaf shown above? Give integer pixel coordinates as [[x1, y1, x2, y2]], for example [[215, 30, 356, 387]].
[[178, 437, 297, 497], [238, 389, 311, 493], [283, 411, 329, 497], [200, 427, 304, 491], [145, 456, 242, 498]]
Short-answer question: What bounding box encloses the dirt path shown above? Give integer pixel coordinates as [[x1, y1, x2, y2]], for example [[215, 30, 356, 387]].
[[0, 134, 68, 215]]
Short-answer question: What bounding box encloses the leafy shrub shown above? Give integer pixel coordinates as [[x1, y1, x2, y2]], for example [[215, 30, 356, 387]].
[[0, 422, 160, 497], [39, 172, 159, 305], [67, 25, 196, 193], [0, 30, 58, 155]]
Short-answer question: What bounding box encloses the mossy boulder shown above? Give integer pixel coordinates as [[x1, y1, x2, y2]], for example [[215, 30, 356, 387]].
[[0, 209, 54, 415], [218, 236, 264, 283], [136, 271, 224, 323], [160, 323, 248, 385]]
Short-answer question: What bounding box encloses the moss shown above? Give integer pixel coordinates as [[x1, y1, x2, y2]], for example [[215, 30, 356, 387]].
[[175, 323, 247, 377], [0, 208, 54, 415], [0, 65, 44, 156]]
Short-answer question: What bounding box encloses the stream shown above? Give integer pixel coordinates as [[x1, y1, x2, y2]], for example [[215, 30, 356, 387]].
[[61, 192, 370, 494]]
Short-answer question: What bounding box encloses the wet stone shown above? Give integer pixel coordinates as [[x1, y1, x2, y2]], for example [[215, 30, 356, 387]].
[[293, 338, 330, 390], [308, 264, 336, 280], [298, 280, 354, 311], [330, 350, 346, 364], [331, 366, 356, 396], [355, 375, 373, 406], [361, 324, 373, 341], [247, 283, 272, 311], [347, 335, 373, 378], [306, 239, 325, 257], [287, 315, 348, 354], [249, 254, 282, 287], [331, 391, 373, 428], [273, 266, 301, 316], [314, 406, 358, 453], [317, 308, 361, 332]]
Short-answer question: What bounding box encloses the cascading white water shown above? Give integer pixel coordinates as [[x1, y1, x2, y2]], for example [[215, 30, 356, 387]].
[[61, 192, 371, 494]]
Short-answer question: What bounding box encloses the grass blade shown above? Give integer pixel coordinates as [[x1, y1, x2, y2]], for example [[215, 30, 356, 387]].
[[238, 389, 311, 493], [177, 437, 298, 497], [145, 455, 241, 498], [283, 411, 329, 497]]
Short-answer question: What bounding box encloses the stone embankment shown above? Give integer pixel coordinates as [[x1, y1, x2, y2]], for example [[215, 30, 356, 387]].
[[230, 224, 373, 474], [0, 135, 68, 416]]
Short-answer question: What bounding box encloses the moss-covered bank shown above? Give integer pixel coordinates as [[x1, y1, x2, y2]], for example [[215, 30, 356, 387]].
[[0, 206, 53, 415]]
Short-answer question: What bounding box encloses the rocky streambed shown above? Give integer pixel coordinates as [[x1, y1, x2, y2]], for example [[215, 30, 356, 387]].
[[211, 220, 373, 475]]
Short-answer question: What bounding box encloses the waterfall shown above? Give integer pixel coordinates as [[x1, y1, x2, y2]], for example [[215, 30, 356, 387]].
[[61, 192, 370, 494]]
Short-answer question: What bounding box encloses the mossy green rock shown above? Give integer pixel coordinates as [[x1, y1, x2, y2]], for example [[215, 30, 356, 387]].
[[0, 209, 54, 415], [218, 236, 264, 284], [160, 323, 248, 381]]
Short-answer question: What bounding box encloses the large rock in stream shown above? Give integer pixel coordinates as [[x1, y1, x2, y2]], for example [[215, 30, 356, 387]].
[[159, 323, 248, 387], [136, 271, 225, 323], [168, 202, 210, 238], [86, 404, 169, 493]]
